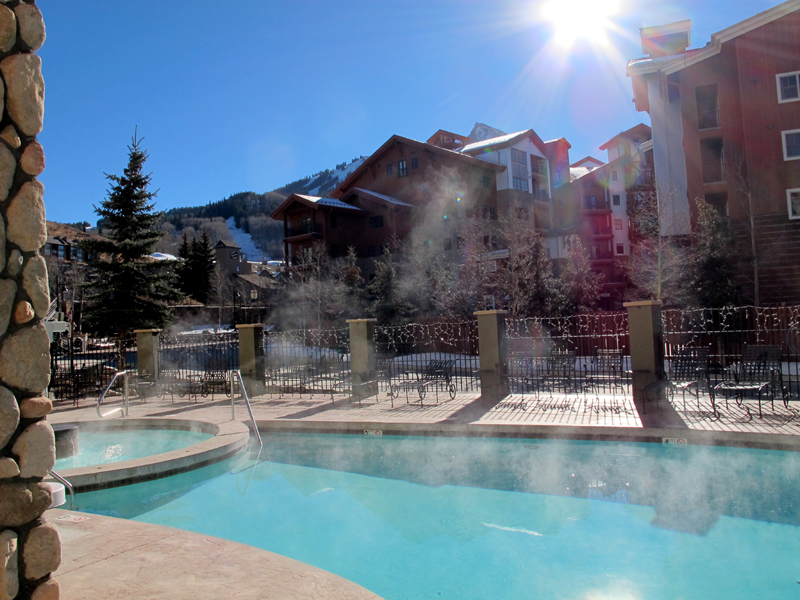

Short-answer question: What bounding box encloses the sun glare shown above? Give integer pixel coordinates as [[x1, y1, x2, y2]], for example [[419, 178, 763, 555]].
[[543, 0, 621, 47]]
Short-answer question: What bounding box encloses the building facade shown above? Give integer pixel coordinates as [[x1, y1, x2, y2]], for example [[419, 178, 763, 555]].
[[627, 0, 800, 303]]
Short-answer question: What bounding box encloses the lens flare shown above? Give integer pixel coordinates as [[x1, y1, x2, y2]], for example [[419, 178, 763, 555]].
[[543, 0, 620, 47]]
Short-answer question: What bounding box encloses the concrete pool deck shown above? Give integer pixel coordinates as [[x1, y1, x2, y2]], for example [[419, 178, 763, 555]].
[[46, 388, 800, 599]]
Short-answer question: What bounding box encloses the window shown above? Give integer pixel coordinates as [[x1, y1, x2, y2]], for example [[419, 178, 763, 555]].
[[777, 71, 800, 103], [44, 245, 50, 255], [511, 148, 527, 164], [616, 243, 625, 255], [696, 84, 720, 129], [411, 157, 418, 170], [611, 170, 618, 182], [301, 216, 311, 230], [398, 160, 407, 177], [612, 194, 621, 206], [444, 238, 452, 251], [367, 245, 376, 257], [700, 138, 725, 183], [369, 215, 384, 229], [76, 248, 83, 261], [481, 175, 492, 189], [456, 236, 465, 250], [481, 205, 497, 220], [788, 189, 800, 219], [512, 177, 529, 192], [58, 246, 65, 259], [386, 163, 393, 176], [584, 195, 597, 209], [782, 130, 800, 160], [614, 219, 623, 231]]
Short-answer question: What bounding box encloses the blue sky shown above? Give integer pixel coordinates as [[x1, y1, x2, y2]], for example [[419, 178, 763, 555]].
[[37, 0, 785, 225]]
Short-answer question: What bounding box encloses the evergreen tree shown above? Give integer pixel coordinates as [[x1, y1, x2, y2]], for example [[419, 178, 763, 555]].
[[176, 232, 192, 298], [190, 230, 215, 304], [80, 132, 181, 366], [686, 198, 741, 307], [558, 235, 603, 315]]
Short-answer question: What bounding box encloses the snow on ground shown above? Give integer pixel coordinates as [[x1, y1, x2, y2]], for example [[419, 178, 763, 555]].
[[226, 217, 266, 261]]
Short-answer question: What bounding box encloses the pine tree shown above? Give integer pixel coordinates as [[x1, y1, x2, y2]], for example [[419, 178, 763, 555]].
[[176, 232, 192, 298], [80, 132, 181, 366]]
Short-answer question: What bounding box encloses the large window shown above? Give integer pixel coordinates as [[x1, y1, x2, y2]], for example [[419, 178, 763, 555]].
[[369, 215, 384, 229], [612, 194, 621, 206], [511, 147, 529, 191], [782, 129, 800, 160], [411, 157, 418, 170], [512, 177, 529, 192], [695, 84, 720, 129], [398, 160, 407, 177], [777, 71, 800, 103], [788, 189, 800, 220], [511, 148, 527, 164], [386, 163, 393, 176], [700, 138, 725, 183]]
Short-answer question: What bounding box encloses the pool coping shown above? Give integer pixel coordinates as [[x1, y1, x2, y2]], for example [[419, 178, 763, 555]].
[[252, 419, 800, 451], [53, 418, 250, 492]]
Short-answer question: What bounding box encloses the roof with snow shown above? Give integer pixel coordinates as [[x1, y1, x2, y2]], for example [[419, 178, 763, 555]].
[[331, 134, 506, 199], [149, 252, 178, 261], [570, 167, 592, 181], [270, 193, 362, 220], [570, 156, 605, 169], [460, 129, 553, 161], [215, 240, 241, 249], [352, 188, 414, 208], [599, 123, 652, 151]]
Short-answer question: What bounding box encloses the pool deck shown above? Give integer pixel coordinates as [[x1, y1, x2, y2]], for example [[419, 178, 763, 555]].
[[47, 387, 800, 599]]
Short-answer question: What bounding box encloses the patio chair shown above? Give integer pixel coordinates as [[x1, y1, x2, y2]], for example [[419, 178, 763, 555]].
[[665, 346, 712, 413], [584, 348, 626, 394], [714, 344, 787, 418], [389, 359, 456, 406]]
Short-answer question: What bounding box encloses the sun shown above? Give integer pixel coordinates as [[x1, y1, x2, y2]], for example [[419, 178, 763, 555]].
[[542, 0, 621, 48]]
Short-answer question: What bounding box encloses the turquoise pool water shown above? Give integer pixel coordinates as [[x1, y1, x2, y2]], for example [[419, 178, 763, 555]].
[[73, 434, 800, 599], [54, 429, 213, 470]]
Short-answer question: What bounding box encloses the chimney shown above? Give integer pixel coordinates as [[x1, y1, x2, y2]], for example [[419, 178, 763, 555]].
[[640, 20, 691, 58]]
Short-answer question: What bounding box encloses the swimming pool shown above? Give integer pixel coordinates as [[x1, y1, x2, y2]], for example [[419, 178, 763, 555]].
[[54, 429, 214, 470], [72, 433, 800, 600]]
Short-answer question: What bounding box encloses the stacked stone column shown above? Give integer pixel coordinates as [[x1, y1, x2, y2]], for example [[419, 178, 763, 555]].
[[0, 3, 62, 600]]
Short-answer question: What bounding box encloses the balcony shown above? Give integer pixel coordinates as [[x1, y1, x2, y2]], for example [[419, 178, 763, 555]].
[[581, 198, 610, 211], [287, 223, 323, 238]]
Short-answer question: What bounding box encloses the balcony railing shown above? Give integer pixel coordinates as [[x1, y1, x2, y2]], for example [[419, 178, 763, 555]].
[[582, 199, 610, 211], [287, 223, 322, 237]]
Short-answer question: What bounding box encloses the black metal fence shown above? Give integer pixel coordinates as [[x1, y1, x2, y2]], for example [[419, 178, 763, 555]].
[[662, 305, 800, 399], [505, 313, 631, 396], [263, 327, 350, 397], [157, 331, 239, 399], [49, 334, 136, 403], [374, 320, 480, 402]]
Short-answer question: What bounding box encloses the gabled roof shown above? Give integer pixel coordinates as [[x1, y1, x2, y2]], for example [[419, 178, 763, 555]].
[[234, 273, 274, 290], [627, 0, 800, 77], [544, 138, 572, 151], [459, 129, 550, 158], [215, 240, 241, 249], [270, 193, 363, 220], [350, 188, 414, 208], [570, 156, 605, 168], [562, 155, 631, 187], [599, 123, 652, 151], [331, 134, 506, 198]]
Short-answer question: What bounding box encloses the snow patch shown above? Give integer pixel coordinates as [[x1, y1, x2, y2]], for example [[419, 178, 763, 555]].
[[226, 217, 267, 261]]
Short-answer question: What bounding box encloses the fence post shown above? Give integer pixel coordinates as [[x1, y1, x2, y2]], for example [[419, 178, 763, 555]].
[[624, 301, 665, 407], [236, 324, 265, 397], [134, 329, 161, 378], [347, 319, 377, 402], [474, 310, 509, 403]]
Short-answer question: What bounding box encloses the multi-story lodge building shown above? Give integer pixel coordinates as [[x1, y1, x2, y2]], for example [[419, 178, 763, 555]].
[[626, 0, 800, 303]]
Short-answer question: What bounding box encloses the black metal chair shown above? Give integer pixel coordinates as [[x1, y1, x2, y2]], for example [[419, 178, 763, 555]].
[[584, 348, 626, 394], [714, 344, 787, 418], [666, 346, 712, 413]]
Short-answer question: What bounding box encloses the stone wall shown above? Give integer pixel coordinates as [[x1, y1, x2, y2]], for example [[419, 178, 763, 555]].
[[0, 2, 60, 599]]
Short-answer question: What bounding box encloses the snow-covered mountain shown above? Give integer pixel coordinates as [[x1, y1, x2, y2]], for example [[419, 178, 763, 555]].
[[273, 156, 367, 198], [468, 123, 507, 143]]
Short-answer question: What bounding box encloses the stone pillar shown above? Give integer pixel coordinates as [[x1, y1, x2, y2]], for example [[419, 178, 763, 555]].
[[346, 319, 376, 402], [474, 310, 509, 403], [236, 324, 265, 397], [134, 329, 160, 379], [0, 4, 62, 600], [624, 300, 666, 406]]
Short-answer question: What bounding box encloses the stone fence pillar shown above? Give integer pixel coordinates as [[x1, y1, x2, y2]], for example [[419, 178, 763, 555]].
[[347, 319, 377, 402], [624, 300, 666, 407], [0, 4, 62, 600], [236, 324, 265, 397], [474, 310, 509, 403], [134, 329, 160, 379]]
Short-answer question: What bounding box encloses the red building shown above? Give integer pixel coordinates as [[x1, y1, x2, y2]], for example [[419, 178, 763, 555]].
[[627, 0, 800, 303]]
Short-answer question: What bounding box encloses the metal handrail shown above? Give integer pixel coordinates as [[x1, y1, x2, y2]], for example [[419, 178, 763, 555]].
[[49, 470, 74, 510], [96, 371, 129, 418], [230, 370, 262, 447]]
